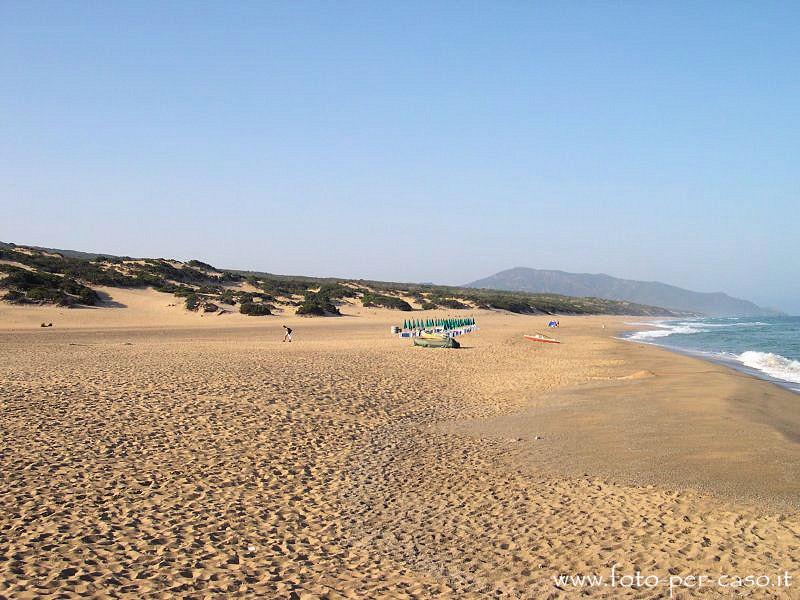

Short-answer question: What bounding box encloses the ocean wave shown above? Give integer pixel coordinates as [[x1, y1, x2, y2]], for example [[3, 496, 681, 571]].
[[699, 321, 769, 328], [737, 351, 800, 384], [628, 323, 708, 340]]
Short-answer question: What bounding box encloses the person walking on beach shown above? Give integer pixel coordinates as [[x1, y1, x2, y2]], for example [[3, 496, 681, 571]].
[[282, 325, 293, 342]]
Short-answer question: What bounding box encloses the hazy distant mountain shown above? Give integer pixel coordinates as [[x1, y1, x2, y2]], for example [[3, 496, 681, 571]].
[[467, 268, 782, 317]]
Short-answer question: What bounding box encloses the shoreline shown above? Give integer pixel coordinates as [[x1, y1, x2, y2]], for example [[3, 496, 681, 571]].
[[626, 336, 800, 395], [448, 317, 800, 511], [620, 318, 800, 394]]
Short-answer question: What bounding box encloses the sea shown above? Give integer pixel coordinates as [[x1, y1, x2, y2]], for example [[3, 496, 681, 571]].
[[622, 316, 800, 393]]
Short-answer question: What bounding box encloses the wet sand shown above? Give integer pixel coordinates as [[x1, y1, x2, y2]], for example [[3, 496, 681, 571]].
[[450, 330, 800, 509], [1, 301, 799, 598]]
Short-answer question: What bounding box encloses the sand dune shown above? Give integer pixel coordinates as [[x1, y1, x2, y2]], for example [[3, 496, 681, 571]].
[[1, 305, 799, 598]]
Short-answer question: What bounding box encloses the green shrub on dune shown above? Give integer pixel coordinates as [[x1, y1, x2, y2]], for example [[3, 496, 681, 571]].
[[293, 285, 347, 316], [317, 283, 358, 300], [2, 290, 24, 303], [258, 278, 313, 297], [0, 265, 100, 307], [431, 297, 469, 309], [184, 294, 200, 311], [240, 301, 271, 316], [218, 289, 237, 305], [296, 296, 340, 316], [187, 259, 217, 271], [77, 286, 101, 306], [361, 293, 413, 311], [298, 293, 335, 315]]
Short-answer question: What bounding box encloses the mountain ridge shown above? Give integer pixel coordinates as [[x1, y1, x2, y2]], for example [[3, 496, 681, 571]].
[[466, 267, 781, 317]]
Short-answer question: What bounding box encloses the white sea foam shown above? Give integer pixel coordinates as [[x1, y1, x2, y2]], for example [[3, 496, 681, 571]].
[[700, 321, 768, 328], [626, 318, 770, 341], [737, 351, 800, 384], [627, 322, 708, 340]]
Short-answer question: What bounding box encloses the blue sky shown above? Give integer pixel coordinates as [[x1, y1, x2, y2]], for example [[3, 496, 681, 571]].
[[2, 2, 798, 312]]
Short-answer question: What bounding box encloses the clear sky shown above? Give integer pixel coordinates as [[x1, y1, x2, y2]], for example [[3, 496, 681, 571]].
[[2, 2, 798, 312]]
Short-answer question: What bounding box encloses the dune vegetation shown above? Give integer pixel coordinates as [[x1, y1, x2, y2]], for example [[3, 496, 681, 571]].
[[0, 242, 678, 317]]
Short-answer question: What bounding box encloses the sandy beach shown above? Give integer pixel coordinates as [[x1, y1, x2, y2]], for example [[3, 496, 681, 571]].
[[2, 294, 799, 598]]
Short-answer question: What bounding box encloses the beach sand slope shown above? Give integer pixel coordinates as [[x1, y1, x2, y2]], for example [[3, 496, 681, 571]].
[[1, 307, 799, 598]]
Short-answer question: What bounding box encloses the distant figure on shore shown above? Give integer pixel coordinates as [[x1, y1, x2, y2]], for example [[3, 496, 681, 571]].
[[282, 325, 293, 342]]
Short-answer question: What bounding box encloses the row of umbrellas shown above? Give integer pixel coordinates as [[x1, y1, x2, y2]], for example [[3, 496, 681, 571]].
[[401, 316, 476, 330]]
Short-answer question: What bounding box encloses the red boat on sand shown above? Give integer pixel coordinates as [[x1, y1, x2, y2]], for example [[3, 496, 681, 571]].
[[524, 333, 561, 344]]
